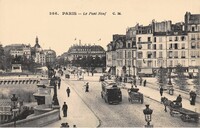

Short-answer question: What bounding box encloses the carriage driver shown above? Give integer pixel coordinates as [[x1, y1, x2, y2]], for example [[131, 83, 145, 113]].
[[175, 94, 182, 105]]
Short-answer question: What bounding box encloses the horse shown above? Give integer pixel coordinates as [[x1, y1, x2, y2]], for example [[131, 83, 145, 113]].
[[161, 97, 173, 112], [161, 97, 182, 112]]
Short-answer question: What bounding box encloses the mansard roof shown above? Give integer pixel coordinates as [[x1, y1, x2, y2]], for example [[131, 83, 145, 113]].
[[68, 44, 105, 53]]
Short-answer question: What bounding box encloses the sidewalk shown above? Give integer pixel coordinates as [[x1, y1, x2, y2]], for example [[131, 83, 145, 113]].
[[123, 82, 200, 113], [143, 77, 200, 103], [46, 77, 99, 127]]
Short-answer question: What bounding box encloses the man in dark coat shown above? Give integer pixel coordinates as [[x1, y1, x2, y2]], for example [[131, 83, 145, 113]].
[[160, 86, 164, 96], [190, 91, 197, 105], [85, 82, 89, 92], [58, 77, 61, 89], [176, 94, 182, 103], [66, 87, 71, 97], [143, 79, 146, 87], [62, 102, 68, 117], [139, 77, 143, 86]]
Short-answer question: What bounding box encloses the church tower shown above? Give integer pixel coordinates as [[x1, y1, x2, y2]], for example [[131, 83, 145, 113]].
[[34, 36, 41, 48]]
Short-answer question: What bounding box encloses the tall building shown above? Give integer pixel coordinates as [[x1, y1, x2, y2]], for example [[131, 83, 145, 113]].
[[106, 34, 137, 77], [185, 12, 200, 71], [106, 12, 200, 77], [67, 41, 105, 61], [43, 49, 56, 66], [4, 44, 31, 59], [32, 36, 45, 65]]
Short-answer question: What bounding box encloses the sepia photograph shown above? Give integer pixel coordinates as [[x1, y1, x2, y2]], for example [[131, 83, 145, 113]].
[[0, 0, 200, 127]]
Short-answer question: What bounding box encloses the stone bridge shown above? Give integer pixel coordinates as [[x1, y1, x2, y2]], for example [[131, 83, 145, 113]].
[[0, 76, 46, 86]]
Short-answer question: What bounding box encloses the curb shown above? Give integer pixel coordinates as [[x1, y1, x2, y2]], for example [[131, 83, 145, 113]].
[[63, 78, 101, 127], [146, 81, 200, 104]]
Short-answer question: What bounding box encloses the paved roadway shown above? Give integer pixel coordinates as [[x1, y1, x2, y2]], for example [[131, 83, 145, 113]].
[[63, 73, 199, 127]]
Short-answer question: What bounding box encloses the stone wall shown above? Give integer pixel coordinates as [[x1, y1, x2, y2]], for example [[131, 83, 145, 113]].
[[0, 109, 60, 127]]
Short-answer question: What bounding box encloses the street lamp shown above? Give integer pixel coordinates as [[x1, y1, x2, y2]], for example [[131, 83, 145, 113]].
[[128, 65, 131, 77], [143, 104, 153, 127], [168, 67, 172, 85], [11, 94, 18, 127], [159, 66, 163, 84], [51, 76, 59, 106]]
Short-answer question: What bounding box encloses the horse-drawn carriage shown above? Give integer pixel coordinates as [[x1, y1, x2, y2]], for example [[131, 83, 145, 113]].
[[161, 97, 199, 123], [127, 88, 143, 104]]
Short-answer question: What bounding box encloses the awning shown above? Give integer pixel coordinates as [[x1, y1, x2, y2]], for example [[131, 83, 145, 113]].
[[139, 68, 153, 74]]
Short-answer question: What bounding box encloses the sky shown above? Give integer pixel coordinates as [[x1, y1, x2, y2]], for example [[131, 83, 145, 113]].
[[0, 0, 200, 56]]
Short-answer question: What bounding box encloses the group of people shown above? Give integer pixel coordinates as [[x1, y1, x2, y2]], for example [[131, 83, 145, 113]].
[[62, 82, 90, 119], [160, 85, 197, 107]]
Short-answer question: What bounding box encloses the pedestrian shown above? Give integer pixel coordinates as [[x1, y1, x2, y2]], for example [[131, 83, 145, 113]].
[[85, 82, 89, 92], [139, 77, 143, 86], [58, 77, 61, 89], [134, 79, 137, 87], [160, 86, 164, 96], [143, 79, 146, 87], [66, 87, 71, 97], [62, 102, 68, 117], [189, 91, 197, 105]]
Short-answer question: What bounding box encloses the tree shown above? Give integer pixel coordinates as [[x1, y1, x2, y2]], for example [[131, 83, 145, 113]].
[[174, 64, 188, 90], [192, 67, 200, 94]]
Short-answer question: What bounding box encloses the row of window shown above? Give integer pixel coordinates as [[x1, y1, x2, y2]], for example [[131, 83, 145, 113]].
[[137, 36, 187, 43], [137, 60, 188, 68], [138, 42, 200, 50]]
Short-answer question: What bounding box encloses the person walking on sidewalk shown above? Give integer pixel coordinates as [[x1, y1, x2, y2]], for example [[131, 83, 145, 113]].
[[139, 77, 143, 86], [62, 102, 68, 117], [160, 86, 164, 96], [58, 77, 61, 89], [189, 91, 197, 105], [85, 82, 89, 92], [66, 87, 71, 97], [143, 79, 146, 87]]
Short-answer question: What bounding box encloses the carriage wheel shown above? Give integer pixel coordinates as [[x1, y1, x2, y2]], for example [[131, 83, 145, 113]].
[[170, 110, 174, 117], [181, 115, 187, 122], [104, 98, 107, 103], [131, 99, 134, 104], [141, 98, 144, 104]]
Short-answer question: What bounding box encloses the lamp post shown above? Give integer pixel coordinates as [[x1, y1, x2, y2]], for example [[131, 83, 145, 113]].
[[11, 94, 18, 127], [159, 66, 163, 84], [51, 76, 59, 106], [128, 65, 131, 77], [168, 67, 172, 85], [143, 104, 153, 127]]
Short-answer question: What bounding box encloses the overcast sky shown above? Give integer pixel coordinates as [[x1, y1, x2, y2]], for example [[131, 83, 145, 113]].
[[0, 0, 200, 55]]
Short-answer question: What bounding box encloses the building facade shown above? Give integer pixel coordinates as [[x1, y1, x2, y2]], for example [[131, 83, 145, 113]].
[[43, 49, 56, 66], [7, 44, 31, 59], [106, 12, 200, 76], [67, 42, 106, 61]]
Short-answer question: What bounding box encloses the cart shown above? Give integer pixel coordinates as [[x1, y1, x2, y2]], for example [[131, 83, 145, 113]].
[[168, 103, 199, 123], [127, 89, 143, 104]]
